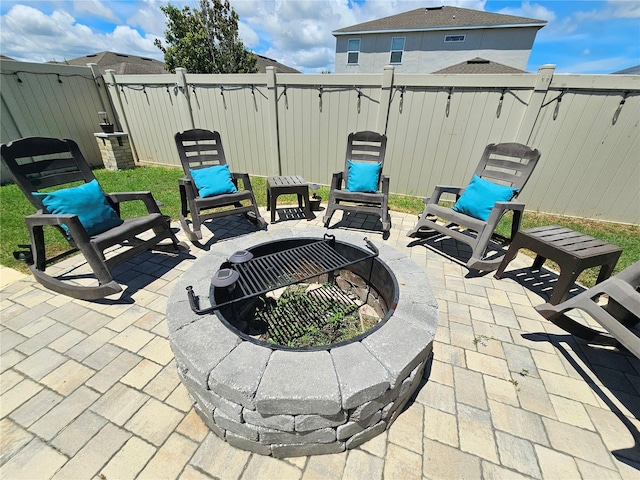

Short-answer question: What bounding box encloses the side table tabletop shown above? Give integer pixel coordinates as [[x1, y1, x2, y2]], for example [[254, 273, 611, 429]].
[[494, 225, 622, 305], [266, 175, 312, 224]]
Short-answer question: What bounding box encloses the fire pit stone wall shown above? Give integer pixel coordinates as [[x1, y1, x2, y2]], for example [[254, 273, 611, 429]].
[[167, 227, 438, 457]]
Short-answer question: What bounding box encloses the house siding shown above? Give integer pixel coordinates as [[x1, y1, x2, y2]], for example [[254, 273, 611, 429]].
[[335, 27, 539, 73]]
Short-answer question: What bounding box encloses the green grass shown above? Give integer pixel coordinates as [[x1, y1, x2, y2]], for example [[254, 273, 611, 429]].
[[1, 166, 638, 288]]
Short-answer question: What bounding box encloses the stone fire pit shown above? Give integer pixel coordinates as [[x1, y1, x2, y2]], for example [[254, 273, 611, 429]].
[[167, 227, 438, 457]]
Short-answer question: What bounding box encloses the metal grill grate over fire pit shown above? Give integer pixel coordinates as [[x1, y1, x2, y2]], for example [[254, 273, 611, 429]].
[[167, 228, 438, 457], [187, 234, 390, 350]]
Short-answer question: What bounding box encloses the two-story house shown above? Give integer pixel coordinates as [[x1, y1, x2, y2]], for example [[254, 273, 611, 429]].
[[333, 5, 546, 73]]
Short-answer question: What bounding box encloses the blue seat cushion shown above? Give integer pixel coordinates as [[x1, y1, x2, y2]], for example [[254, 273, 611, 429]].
[[33, 179, 123, 237], [452, 175, 518, 221], [190, 165, 238, 198], [346, 160, 381, 193]]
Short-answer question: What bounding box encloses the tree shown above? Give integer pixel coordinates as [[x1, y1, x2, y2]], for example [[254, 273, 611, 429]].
[[154, 0, 257, 74]]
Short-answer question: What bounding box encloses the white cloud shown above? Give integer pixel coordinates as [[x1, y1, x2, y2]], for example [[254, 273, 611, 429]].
[[73, 0, 119, 22], [0, 3, 162, 63], [557, 56, 632, 74], [238, 21, 259, 49], [497, 1, 556, 22], [127, 0, 171, 36], [601, 0, 640, 19]]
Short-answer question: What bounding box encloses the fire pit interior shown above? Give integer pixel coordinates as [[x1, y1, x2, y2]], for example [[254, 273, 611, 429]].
[[167, 227, 438, 457], [198, 235, 396, 349]]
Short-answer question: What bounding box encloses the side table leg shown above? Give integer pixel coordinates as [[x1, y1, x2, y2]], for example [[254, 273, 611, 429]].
[[532, 255, 547, 271], [494, 246, 521, 279], [270, 193, 277, 224], [549, 265, 580, 305], [304, 193, 312, 221], [595, 260, 617, 285]]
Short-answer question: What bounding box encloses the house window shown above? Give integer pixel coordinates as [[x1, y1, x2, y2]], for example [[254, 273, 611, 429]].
[[390, 37, 405, 64], [444, 35, 466, 43], [347, 39, 360, 64]]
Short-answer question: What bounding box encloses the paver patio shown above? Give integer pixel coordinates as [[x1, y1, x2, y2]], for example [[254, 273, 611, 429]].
[[1, 208, 638, 479]]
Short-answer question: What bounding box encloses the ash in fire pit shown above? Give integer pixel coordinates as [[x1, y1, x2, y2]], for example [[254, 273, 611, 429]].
[[167, 227, 438, 457]]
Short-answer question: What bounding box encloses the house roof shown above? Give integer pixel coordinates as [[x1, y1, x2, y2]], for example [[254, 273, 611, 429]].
[[433, 57, 527, 74], [333, 6, 546, 35], [255, 54, 301, 73], [54, 50, 300, 75], [53, 51, 169, 75], [612, 65, 640, 75]]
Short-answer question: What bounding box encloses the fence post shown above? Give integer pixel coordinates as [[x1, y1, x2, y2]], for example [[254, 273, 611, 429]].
[[88, 63, 114, 127], [175, 68, 196, 131], [516, 64, 555, 145], [104, 69, 139, 162], [377, 66, 395, 135], [266, 66, 282, 175]]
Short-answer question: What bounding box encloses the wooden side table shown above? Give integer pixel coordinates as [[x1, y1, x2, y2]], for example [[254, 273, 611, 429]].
[[266, 176, 312, 223], [494, 225, 622, 305]]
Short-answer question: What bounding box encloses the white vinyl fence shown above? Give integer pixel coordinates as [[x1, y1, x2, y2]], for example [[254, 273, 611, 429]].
[[2, 59, 638, 224]]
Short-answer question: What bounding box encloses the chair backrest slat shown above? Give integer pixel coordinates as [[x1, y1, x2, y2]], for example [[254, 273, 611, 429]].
[[175, 129, 228, 173], [343, 131, 387, 184], [1, 137, 96, 210], [473, 142, 541, 195]]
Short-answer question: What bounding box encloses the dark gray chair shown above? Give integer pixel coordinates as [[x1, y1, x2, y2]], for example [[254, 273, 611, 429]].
[[1, 136, 188, 300], [174, 129, 266, 242], [323, 131, 390, 233], [407, 142, 541, 272], [535, 261, 640, 359]]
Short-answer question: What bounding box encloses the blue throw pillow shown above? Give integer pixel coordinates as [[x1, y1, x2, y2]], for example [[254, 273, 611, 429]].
[[452, 175, 518, 221], [190, 165, 238, 198], [346, 160, 382, 193], [33, 179, 123, 237]]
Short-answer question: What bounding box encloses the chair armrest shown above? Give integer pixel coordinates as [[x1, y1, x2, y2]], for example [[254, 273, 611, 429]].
[[490, 201, 525, 214], [231, 172, 253, 192], [330, 172, 344, 191], [428, 185, 463, 205], [107, 191, 161, 214], [25, 213, 91, 243], [486, 201, 526, 240]]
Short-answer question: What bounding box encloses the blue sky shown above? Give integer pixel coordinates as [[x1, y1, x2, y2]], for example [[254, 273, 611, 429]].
[[1, 1, 638, 74]]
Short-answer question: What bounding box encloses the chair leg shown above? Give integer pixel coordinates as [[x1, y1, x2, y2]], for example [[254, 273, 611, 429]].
[[270, 192, 277, 223], [380, 207, 391, 232], [179, 214, 202, 242], [323, 205, 335, 228]]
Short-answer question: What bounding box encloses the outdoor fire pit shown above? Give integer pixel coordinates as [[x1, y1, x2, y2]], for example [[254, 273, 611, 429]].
[[167, 227, 438, 457]]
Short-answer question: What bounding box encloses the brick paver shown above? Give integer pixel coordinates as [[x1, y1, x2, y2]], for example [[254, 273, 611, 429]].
[[1, 209, 638, 479]]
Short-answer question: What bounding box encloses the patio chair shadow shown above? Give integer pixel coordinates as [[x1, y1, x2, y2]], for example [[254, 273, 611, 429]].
[[327, 211, 391, 239], [39, 248, 197, 306], [407, 231, 507, 277], [100, 249, 197, 303], [190, 214, 267, 250], [493, 266, 588, 303], [272, 206, 317, 223], [522, 332, 640, 469]]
